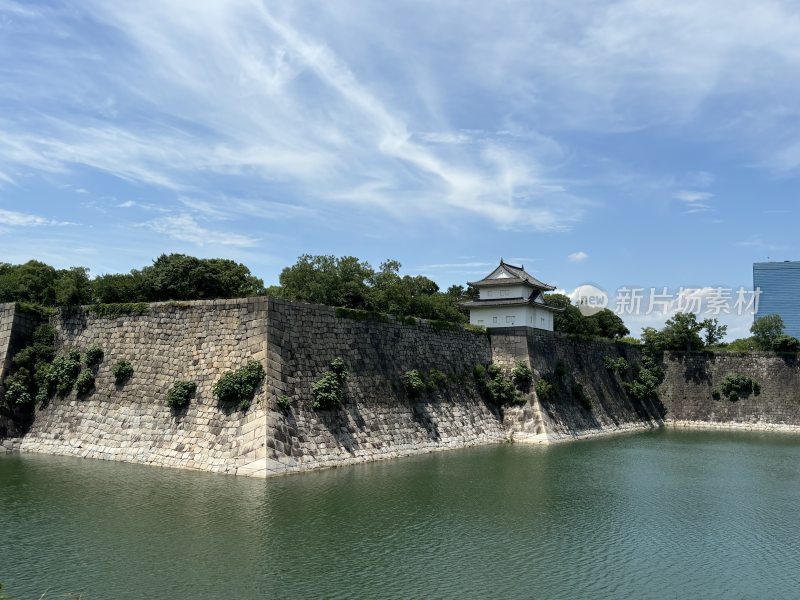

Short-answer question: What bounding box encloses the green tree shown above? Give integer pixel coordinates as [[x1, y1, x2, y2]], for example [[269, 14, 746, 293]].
[[0, 261, 92, 306], [140, 254, 265, 301], [55, 267, 91, 306], [700, 318, 728, 347], [278, 254, 373, 308], [659, 312, 705, 352], [276, 255, 465, 322], [723, 337, 757, 352], [91, 272, 148, 303], [544, 295, 627, 339], [772, 335, 800, 354], [545, 293, 585, 335], [586, 308, 629, 339], [750, 314, 785, 350]]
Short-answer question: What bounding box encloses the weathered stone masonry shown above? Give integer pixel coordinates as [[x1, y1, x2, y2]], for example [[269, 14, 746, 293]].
[[660, 352, 800, 430], [0, 303, 39, 439], [2, 298, 506, 476], [249, 299, 502, 476], [18, 299, 269, 473], [2, 298, 800, 477], [492, 327, 665, 441]]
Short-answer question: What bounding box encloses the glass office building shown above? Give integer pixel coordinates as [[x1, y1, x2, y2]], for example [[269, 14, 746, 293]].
[[753, 261, 800, 339]]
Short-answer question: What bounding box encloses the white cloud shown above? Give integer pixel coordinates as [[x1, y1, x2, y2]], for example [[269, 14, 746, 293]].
[[675, 190, 713, 203], [144, 214, 259, 247], [0, 170, 15, 186], [2, 0, 800, 251], [0, 208, 71, 226], [568, 251, 589, 262], [0, 0, 589, 232]]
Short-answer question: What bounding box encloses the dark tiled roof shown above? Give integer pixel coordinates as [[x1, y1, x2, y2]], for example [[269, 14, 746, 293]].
[[468, 260, 556, 291]]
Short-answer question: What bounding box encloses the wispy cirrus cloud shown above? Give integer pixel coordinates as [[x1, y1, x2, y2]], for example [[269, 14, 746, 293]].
[[675, 190, 713, 203], [2, 0, 800, 276], [144, 214, 259, 248], [0, 0, 586, 233], [0, 208, 72, 227]]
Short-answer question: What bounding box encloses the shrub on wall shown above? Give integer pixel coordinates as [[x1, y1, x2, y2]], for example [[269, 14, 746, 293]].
[[718, 373, 760, 401], [473, 363, 487, 381], [276, 394, 294, 410], [473, 363, 523, 407], [603, 356, 629, 375], [1, 323, 57, 408], [623, 355, 664, 401], [511, 361, 533, 391], [75, 370, 95, 397], [773, 336, 800, 354], [50, 351, 82, 396], [83, 345, 104, 367], [335, 307, 390, 323], [428, 368, 448, 388], [403, 369, 427, 398], [4, 375, 33, 405], [166, 380, 197, 409], [213, 361, 265, 410], [112, 360, 134, 385], [534, 378, 556, 403], [463, 323, 487, 335], [87, 303, 150, 318], [311, 357, 348, 409], [430, 320, 461, 332]]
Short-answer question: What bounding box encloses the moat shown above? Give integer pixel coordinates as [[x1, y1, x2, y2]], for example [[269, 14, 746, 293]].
[[3, 430, 800, 599]]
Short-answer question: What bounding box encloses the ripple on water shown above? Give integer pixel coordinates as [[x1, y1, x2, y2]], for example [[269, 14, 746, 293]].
[[2, 431, 800, 599]]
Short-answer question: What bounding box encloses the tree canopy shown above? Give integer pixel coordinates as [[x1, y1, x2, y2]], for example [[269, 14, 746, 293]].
[[274, 255, 468, 322], [0, 261, 91, 306], [1, 255, 265, 306], [0, 254, 470, 323], [544, 293, 629, 339], [640, 312, 728, 353], [750, 314, 785, 350]]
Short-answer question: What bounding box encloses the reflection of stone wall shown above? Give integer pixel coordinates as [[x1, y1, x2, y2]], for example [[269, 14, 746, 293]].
[[19, 299, 269, 473], [660, 352, 800, 429]]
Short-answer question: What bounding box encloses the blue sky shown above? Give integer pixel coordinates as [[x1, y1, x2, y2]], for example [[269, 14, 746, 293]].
[[2, 0, 799, 338]]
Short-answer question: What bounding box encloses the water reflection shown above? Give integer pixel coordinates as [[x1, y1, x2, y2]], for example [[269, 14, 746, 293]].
[[2, 431, 800, 599]]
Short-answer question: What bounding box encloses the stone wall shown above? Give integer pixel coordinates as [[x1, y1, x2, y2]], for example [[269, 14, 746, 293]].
[[240, 299, 503, 476], [18, 299, 269, 474], [8, 298, 505, 477], [660, 352, 800, 430], [5, 297, 800, 477], [491, 328, 665, 441], [0, 303, 41, 439]]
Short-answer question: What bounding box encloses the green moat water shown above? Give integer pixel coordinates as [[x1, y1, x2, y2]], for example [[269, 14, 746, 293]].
[[2, 430, 800, 599]]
